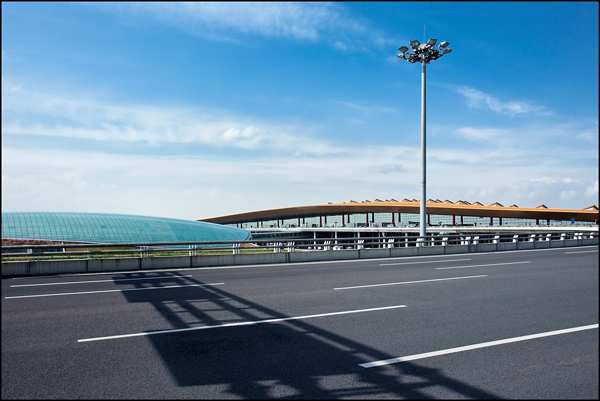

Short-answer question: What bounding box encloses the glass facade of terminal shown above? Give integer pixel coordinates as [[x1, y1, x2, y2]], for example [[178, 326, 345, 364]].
[[2, 212, 251, 244], [230, 212, 595, 229]]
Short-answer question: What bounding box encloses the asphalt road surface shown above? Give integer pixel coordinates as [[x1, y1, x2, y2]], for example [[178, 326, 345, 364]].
[[2, 246, 598, 399]]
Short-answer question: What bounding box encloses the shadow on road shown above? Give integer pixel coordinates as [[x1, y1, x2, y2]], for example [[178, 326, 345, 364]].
[[114, 270, 501, 399]]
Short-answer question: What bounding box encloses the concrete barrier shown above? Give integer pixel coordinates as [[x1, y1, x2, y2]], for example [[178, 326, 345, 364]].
[[445, 245, 471, 254], [87, 257, 141, 273], [497, 242, 518, 252], [533, 241, 550, 249], [2, 238, 598, 277], [141, 256, 190, 271], [358, 248, 391, 259], [516, 242, 535, 250], [473, 243, 497, 253], [290, 249, 360, 263], [390, 247, 420, 257]]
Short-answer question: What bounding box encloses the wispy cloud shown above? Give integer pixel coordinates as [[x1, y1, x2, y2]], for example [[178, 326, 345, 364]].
[[470, 176, 599, 209], [456, 86, 551, 116], [453, 127, 506, 142], [3, 138, 597, 219], [585, 180, 599, 199], [1, 84, 341, 156], [443, 123, 599, 173], [88, 2, 390, 51], [451, 121, 598, 157], [333, 100, 397, 115], [0, 144, 424, 218]]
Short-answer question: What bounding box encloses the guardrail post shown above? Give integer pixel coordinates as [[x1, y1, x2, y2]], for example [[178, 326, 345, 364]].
[[287, 241, 295, 252]]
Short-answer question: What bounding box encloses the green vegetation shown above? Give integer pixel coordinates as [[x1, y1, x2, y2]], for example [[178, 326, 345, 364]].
[[1, 247, 284, 262]]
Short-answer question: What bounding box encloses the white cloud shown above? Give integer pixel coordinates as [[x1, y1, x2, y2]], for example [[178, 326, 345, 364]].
[[3, 137, 598, 220], [454, 127, 505, 142], [457, 176, 598, 210], [159, 2, 333, 41], [88, 2, 386, 51], [559, 190, 577, 201], [585, 180, 599, 199], [575, 128, 598, 143], [1, 85, 341, 156], [1, 144, 420, 218], [532, 177, 558, 184], [334, 100, 396, 115], [369, 163, 406, 174], [2, 85, 596, 219], [446, 122, 599, 169], [456, 86, 551, 116], [333, 41, 347, 52], [220, 126, 261, 148]]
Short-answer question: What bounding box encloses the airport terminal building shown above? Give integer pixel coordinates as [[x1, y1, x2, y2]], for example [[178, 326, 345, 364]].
[[2, 200, 598, 246], [200, 199, 599, 229]]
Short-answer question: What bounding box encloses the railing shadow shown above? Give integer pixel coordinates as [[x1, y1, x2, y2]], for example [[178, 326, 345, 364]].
[[114, 271, 502, 399]]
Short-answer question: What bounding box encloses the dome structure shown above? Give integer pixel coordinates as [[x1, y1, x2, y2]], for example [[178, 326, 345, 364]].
[[1, 212, 251, 245]]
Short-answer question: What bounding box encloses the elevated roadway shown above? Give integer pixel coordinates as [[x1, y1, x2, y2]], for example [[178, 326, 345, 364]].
[[2, 246, 597, 399]]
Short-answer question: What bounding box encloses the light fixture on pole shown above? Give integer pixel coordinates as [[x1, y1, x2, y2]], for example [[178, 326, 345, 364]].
[[397, 38, 452, 246]]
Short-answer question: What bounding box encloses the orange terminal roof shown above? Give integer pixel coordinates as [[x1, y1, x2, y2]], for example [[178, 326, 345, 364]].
[[200, 199, 599, 224]]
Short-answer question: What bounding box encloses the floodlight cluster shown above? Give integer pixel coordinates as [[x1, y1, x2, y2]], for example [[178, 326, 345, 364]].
[[397, 38, 452, 64]]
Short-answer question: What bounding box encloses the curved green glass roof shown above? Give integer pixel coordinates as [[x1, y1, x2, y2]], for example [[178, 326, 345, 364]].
[[1, 212, 251, 245]]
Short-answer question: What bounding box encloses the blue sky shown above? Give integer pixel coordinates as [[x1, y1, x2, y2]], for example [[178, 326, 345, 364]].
[[2, 2, 598, 220]]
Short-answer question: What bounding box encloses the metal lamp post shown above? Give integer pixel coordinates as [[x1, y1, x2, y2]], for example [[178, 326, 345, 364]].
[[397, 38, 452, 245]]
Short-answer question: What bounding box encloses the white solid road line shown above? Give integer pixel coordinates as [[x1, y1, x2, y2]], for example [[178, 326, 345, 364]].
[[435, 261, 530, 270], [334, 275, 487, 290], [4, 283, 224, 299], [379, 258, 471, 266], [360, 324, 599, 368], [78, 304, 408, 342], [10, 275, 194, 287]]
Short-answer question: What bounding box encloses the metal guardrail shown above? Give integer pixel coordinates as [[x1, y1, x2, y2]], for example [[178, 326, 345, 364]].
[[2, 231, 598, 262]]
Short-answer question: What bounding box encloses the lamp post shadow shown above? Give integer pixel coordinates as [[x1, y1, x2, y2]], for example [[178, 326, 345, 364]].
[[114, 271, 502, 399]]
